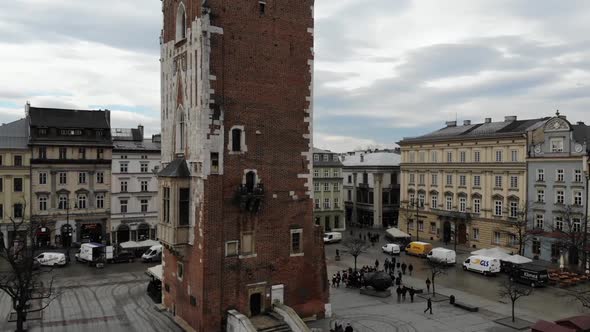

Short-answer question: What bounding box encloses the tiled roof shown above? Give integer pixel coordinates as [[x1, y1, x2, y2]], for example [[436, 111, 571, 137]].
[[341, 150, 401, 167], [0, 119, 28, 149], [28, 107, 110, 129], [158, 158, 190, 178], [113, 139, 161, 152]]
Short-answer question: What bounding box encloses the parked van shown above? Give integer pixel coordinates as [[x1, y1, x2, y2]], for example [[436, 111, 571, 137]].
[[323, 232, 342, 244], [405, 241, 433, 257], [142, 245, 162, 262], [381, 243, 401, 255], [509, 263, 549, 287], [427, 248, 456, 265], [462, 255, 501, 275], [35, 252, 67, 267]]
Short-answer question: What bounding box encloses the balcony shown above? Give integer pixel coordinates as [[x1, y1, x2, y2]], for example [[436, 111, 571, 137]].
[[235, 183, 264, 213], [158, 222, 190, 252]]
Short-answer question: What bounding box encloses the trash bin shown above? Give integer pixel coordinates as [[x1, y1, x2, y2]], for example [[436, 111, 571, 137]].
[[450, 295, 455, 305]]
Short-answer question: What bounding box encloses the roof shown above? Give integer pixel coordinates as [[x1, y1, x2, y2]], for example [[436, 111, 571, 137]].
[[0, 119, 28, 149], [158, 158, 190, 178], [401, 117, 549, 144], [341, 150, 401, 167], [573, 124, 590, 146], [556, 316, 590, 331], [532, 320, 575, 332], [385, 227, 411, 239], [28, 106, 110, 129], [113, 139, 161, 152], [313, 147, 343, 167], [111, 128, 143, 141]]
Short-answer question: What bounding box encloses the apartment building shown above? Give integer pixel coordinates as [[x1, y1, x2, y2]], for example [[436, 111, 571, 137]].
[[313, 148, 345, 231]]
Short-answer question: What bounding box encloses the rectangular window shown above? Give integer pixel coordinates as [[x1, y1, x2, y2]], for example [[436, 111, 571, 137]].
[[79, 148, 86, 159], [494, 231, 501, 244], [13, 204, 23, 218], [0, 177, 3, 192], [179, 188, 190, 225], [141, 199, 149, 212], [141, 180, 149, 192], [431, 151, 437, 162], [334, 216, 340, 229], [348, 175, 352, 183], [96, 172, 104, 184], [419, 174, 425, 185], [494, 200, 503, 216], [556, 190, 564, 204], [77, 194, 87, 209], [537, 169, 545, 181], [575, 169, 583, 183], [474, 151, 481, 163], [409, 173, 415, 184], [431, 174, 438, 186], [460, 151, 466, 163], [333, 183, 339, 191], [347, 190, 352, 201], [431, 194, 438, 209], [574, 191, 583, 206], [446, 196, 453, 211], [535, 214, 544, 229], [38, 147, 47, 159], [226, 241, 239, 257], [59, 172, 67, 185], [573, 218, 582, 232], [118, 199, 127, 214], [409, 152, 415, 163], [418, 194, 425, 208], [532, 240, 541, 255], [555, 216, 563, 231], [537, 190, 545, 203], [78, 172, 87, 184], [120, 181, 128, 193], [39, 197, 47, 211], [313, 155, 319, 162], [419, 151, 425, 162], [97, 148, 104, 159], [290, 229, 303, 255], [96, 194, 104, 209], [13, 178, 23, 192], [447, 151, 453, 163], [509, 234, 517, 246], [556, 169, 564, 182], [334, 198, 339, 209], [14, 155, 22, 166], [140, 162, 149, 173], [241, 232, 254, 255], [551, 243, 559, 257], [495, 150, 503, 162], [314, 182, 320, 192], [163, 187, 170, 223], [509, 201, 518, 218], [551, 138, 564, 152], [473, 175, 481, 187], [459, 175, 466, 187], [0, 204, 2, 218], [314, 198, 320, 209], [232, 129, 242, 152], [409, 193, 415, 206], [59, 147, 67, 160], [324, 169, 330, 177], [363, 173, 368, 184], [313, 169, 319, 177], [446, 174, 453, 186], [430, 222, 436, 233], [494, 175, 502, 188], [473, 198, 481, 214], [510, 176, 518, 189], [511, 150, 518, 162], [39, 172, 47, 185], [324, 182, 329, 191], [323, 155, 329, 162], [58, 195, 68, 210], [418, 220, 424, 231], [324, 198, 330, 209], [459, 197, 466, 212], [120, 163, 128, 173], [473, 228, 480, 240]]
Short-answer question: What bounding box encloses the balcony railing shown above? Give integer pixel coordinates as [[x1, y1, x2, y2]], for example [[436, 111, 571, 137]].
[[235, 184, 264, 213]]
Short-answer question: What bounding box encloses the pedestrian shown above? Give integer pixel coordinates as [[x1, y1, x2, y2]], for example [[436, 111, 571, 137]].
[[409, 287, 415, 303], [426, 277, 431, 294], [395, 277, 401, 287], [401, 286, 407, 302], [408, 264, 413, 276], [332, 275, 337, 288], [384, 258, 390, 273], [392, 257, 397, 270], [344, 323, 353, 332], [396, 286, 402, 303], [359, 233, 362, 240], [401, 262, 407, 275], [398, 271, 402, 281], [396, 262, 401, 269], [375, 259, 379, 269], [424, 297, 433, 314]]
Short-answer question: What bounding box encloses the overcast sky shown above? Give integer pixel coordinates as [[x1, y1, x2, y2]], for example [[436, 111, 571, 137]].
[[1, 1, 590, 152]]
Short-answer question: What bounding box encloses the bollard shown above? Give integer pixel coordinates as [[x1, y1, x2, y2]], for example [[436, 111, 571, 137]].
[[450, 295, 455, 305]]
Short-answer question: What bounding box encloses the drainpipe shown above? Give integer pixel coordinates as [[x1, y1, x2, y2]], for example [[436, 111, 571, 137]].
[[583, 154, 589, 273]]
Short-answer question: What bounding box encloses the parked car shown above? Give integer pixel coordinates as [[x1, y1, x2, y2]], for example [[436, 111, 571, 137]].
[[35, 252, 67, 267], [323, 232, 342, 244], [381, 243, 401, 255], [427, 248, 456, 265], [405, 241, 433, 257], [509, 263, 549, 287], [462, 255, 501, 276], [142, 245, 162, 262], [110, 250, 136, 263]]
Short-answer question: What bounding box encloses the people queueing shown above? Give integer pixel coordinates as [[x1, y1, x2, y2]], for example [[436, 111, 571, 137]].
[[401, 262, 407, 275], [424, 297, 433, 314], [409, 287, 415, 303], [396, 286, 402, 303], [426, 277, 431, 294]]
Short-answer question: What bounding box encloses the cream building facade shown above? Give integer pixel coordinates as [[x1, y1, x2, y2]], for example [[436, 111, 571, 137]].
[[313, 148, 345, 232], [399, 116, 546, 250]]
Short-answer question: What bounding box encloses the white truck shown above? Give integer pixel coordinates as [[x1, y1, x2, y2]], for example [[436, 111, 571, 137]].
[[462, 255, 501, 276], [427, 247, 456, 265], [76, 243, 113, 265]]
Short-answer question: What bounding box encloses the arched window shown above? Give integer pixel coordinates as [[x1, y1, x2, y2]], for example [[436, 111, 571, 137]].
[[176, 3, 187, 41], [246, 171, 256, 193], [179, 111, 185, 150]]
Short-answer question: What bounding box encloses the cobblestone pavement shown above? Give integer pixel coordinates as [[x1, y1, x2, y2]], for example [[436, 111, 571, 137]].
[[0, 261, 181, 332]]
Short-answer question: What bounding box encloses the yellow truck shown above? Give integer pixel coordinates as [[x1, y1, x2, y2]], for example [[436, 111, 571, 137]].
[[405, 241, 433, 257]]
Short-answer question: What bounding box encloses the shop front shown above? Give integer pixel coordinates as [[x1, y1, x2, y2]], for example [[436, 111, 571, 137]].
[[76, 219, 107, 244]]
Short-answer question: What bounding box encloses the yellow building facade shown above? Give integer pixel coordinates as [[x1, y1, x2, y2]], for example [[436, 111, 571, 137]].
[[399, 117, 546, 251]]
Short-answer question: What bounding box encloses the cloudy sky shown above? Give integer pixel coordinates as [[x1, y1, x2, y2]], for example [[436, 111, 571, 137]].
[[1, 1, 590, 152]]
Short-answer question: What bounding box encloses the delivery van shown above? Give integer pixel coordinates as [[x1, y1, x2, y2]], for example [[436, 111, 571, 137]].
[[323, 232, 342, 244], [427, 247, 456, 265], [509, 263, 549, 287], [405, 241, 433, 257], [142, 245, 162, 262], [35, 252, 67, 267], [462, 255, 501, 275], [381, 243, 401, 255]]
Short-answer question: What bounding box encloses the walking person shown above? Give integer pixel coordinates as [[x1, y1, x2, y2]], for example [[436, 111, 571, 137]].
[[396, 286, 402, 303], [409, 287, 415, 303], [424, 297, 433, 314], [408, 263, 413, 276], [426, 277, 431, 294], [401, 262, 407, 275], [375, 259, 379, 270], [401, 286, 407, 302], [344, 323, 353, 332], [392, 257, 397, 270], [398, 271, 402, 284]]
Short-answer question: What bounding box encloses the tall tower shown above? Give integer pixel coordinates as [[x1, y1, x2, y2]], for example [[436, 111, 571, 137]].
[[157, 1, 328, 331]]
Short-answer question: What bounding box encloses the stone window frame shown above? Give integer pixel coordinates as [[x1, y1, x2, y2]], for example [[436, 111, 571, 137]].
[[228, 125, 248, 154], [38, 196, 48, 211], [39, 172, 47, 185], [290, 228, 304, 257], [175, 2, 187, 42], [225, 240, 239, 257], [177, 261, 184, 281]]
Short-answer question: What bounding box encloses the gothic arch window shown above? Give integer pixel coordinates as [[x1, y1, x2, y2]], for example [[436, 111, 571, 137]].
[[177, 107, 186, 153], [176, 3, 187, 41], [229, 125, 247, 153]]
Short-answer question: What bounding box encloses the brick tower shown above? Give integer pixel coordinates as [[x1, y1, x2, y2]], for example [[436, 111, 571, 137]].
[[157, 1, 329, 331]]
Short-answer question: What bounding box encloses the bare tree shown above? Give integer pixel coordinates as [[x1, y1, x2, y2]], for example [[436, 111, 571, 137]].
[[424, 259, 447, 297], [0, 207, 61, 332], [342, 238, 370, 271], [499, 279, 532, 323], [550, 205, 585, 266], [508, 202, 533, 256]]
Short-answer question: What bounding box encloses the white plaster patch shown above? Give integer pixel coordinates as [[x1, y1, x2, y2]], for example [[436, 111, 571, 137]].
[[273, 194, 277, 199]]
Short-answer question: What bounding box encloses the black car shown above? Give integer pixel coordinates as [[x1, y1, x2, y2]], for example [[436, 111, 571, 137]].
[[111, 251, 135, 263], [509, 263, 549, 287]]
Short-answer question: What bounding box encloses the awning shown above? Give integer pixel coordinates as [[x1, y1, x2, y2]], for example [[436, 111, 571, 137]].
[[385, 227, 411, 239], [119, 241, 139, 249], [502, 254, 533, 265], [146, 264, 162, 281], [470, 247, 511, 260], [137, 239, 160, 247]]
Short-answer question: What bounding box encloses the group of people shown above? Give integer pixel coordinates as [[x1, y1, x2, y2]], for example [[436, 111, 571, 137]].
[[331, 265, 378, 289], [330, 322, 354, 332], [356, 231, 380, 246]]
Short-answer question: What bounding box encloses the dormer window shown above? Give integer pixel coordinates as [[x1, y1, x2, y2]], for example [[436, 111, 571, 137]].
[[38, 128, 47, 136], [176, 3, 187, 41], [550, 138, 564, 152]]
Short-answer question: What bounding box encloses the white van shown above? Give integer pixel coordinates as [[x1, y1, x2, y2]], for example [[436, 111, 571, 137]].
[[323, 232, 342, 244], [381, 243, 401, 255], [427, 248, 456, 265], [35, 252, 67, 267], [142, 245, 162, 262], [463, 255, 501, 275]]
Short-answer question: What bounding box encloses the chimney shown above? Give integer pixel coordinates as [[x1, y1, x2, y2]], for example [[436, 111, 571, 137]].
[[445, 121, 457, 127], [360, 154, 364, 162], [485, 118, 492, 123], [138, 125, 144, 138], [504, 115, 517, 122], [463, 120, 471, 126], [25, 101, 30, 117], [577, 121, 585, 125], [152, 134, 161, 143]]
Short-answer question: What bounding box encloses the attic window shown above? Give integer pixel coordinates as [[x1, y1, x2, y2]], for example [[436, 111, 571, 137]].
[[38, 128, 47, 136], [259, 1, 266, 15]]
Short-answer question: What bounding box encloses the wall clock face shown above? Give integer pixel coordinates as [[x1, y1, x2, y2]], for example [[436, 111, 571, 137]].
[[575, 144, 583, 153], [534, 145, 541, 153]]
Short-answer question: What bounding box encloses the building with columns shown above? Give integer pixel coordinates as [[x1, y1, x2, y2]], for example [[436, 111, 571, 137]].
[[342, 149, 401, 228], [399, 116, 547, 250], [0, 119, 31, 248], [27, 105, 113, 246], [313, 148, 345, 232]]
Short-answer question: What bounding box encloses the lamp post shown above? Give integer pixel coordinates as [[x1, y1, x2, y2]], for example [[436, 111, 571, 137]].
[[64, 198, 78, 263], [583, 155, 589, 273]]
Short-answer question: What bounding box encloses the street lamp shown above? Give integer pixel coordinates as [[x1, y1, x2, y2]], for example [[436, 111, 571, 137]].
[[583, 155, 589, 273], [64, 198, 79, 262]]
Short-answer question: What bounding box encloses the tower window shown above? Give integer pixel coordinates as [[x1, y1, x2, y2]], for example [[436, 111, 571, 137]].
[[176, 3, 187, 41], [179, 188, 190, 226], [232, 128, 242, 152], [211, 152, 219, 173], [259, 1, 266, 15]]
